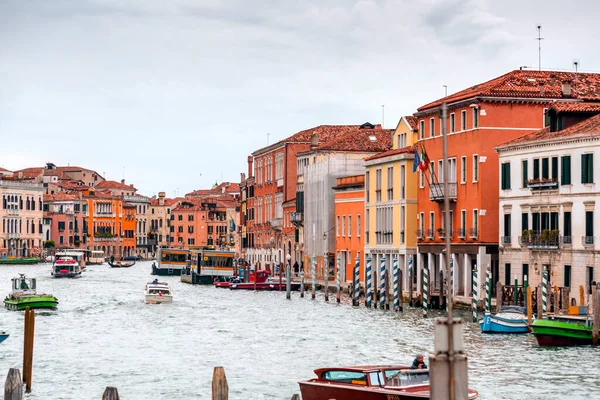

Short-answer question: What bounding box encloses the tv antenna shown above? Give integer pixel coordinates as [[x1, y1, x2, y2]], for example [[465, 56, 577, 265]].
[[267, 133, 270, 145], [381, 105, 385, 128], [536, 25, 544, 71], [573, 60, 579, 72]]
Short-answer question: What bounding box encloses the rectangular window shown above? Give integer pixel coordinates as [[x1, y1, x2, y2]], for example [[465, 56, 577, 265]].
[[533, 159, 540, 179], [501, 162, 511, 190], [521, 213, 529, 232], [365, 171, 370, 202], [544, 108, 550, 127], [522, 160, 528, 188], [357, 215, 361, 237], [438, 160, 444, 183], [336, 216, 340, 236], [473, 108, 479, 128], [400, 165, 406, 199], [564, 212, 572, 238], [582, 154, 594, 184], [419, 170, 424, 188], [504, 263, 511, 285], [541, 158, 549, 179], [419, 120, 425, 139], [552, 156, 558, 181], [430, 118, 435, 137], [472, 210, 479, 237], [461, 156, 466, 183], [561, 156, 571, 185], [461, 210, 466, 236], [585, 211, 594, 237], [400, 206, 405, 244], [588, 267, 595, 293], [342, 216, 346, 237], [450, 113, 455, 133], [564, 265, 571, 288], [473, 155, 479, 182], [348, 215, 352, 237], [429, 211, 434, 235], [419, 212, 424, 237], [387, 166, 394, 200], [366, 209, 370, 243], [503, 214, 511, 237], [376, 169, 382, 202], [461, 110, 466, 131]]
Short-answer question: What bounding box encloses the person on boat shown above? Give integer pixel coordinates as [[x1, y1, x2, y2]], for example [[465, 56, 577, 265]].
[[152, 279, 159, 285], [20, 280, 29, 290], [411, 355, 427, 370]]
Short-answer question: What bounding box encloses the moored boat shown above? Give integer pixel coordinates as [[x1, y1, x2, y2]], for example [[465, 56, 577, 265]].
[[51, 256, 82, 278], [153, 248, 188, 276], [479, 306, 531, 333], [229, 270, 301, 291], [88, 250, 106, 265], [144, 280, 173, 304], [530, 315, 595, 346], [0, 331, 8, 344], [4, 274, 58, 311], [214, 276, 241, 288], [0, 257, 40, 265], [298, 365, 480, 400], [182, 249, 236, 284]]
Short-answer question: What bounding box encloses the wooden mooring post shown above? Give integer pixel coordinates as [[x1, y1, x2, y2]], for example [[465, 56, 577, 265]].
[[536, 285, 543, 318], [102, 386, 120, 400], [593, 283, 600, 345], [212, 366, 228, 400], [4, 368, 22, 400], [22, 307, 35, 393], [496, 282, 503, 311], [526, 285, 533, 326]]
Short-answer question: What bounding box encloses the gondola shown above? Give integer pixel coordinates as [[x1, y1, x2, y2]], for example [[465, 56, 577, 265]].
[[108, 260, 136, 268]]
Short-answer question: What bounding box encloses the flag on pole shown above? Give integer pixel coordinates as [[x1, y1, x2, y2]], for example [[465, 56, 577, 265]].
[[412, 149, 421, 172], [419, 147, 430, 172]]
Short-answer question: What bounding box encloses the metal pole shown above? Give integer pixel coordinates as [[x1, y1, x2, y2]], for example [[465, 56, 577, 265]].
[[542, 268, 548, 314], [286, 258, 291, 300], [393, 257, 399, 312], [336, 255, 341, 304], [472, 266, 478, 322], [485, 266, 492, 313], [353, 254, 360, 307], [379, 256, 386, 310]]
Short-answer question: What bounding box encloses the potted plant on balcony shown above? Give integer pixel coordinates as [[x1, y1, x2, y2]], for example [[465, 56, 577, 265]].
[[436, 228, 446, 238], [549, 229, 559, 245], [521, 229, 531, 244]]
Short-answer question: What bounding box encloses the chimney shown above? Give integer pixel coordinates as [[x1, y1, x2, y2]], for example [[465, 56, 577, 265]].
[[121, 179, 125, 184], [310, 132, 318, 150], [241, 172, 246, 183], [247, 156, 253, 177], [562, 82, 572, 97]]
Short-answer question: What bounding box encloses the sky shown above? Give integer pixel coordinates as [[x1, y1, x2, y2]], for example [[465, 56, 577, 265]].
[[1, 0, 599, 197]]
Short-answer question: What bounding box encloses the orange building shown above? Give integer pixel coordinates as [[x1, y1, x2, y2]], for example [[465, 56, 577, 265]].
[[414, 69, 600, 304], [170, 198, 232, 250], [333, 175, 365, 284], [121, 203, 136, 256]]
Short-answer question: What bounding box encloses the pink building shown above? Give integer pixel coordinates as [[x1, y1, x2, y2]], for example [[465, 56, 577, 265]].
[[43, 192, 88, 250]]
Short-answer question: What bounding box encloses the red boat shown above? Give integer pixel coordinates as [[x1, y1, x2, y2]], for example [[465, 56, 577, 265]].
[[298, 366, 480, 400], [229, 270, 301, 291], [213, 276, 241, 288]]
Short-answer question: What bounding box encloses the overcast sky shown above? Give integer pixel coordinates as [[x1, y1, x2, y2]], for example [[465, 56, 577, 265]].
[[1, 0, 598, 196]]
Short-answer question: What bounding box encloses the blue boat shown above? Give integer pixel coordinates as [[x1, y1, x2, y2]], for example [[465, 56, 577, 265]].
[[0, 331, 8, 344], [479, 306, 531, 333]]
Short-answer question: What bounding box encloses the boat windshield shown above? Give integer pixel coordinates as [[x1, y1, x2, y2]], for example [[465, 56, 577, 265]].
[[149, 289, 170, 295], [321, 370, 367, 385], [384, 369, 430, 387], [161, 253, 187, 263]]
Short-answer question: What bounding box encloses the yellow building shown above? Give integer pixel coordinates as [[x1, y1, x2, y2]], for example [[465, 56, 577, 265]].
[[364, 116, 418, 296]]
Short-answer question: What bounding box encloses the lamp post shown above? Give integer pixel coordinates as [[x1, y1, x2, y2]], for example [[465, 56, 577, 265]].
[[286, 253, 292, 299]]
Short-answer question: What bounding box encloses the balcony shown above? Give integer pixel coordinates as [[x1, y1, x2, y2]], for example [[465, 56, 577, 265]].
[[291, 212, 303, 227], [469, 228, 478, 239], [94, 212, 116, 218], [7, 208, 19, 215], [519, 231, 560, 250], [501, 236, 512, 245], [7, 233, 21, 239], [270, 217, 282, 231], [456, 228, 466, 239], [429, 183, 457, 202], [425, 229, 434, 240], [416, 229, 423, 239], [561, 236, 572, 245], [582, 236, 595, 246], [526, 178, 558, 190], [276, 177, 283, 187]]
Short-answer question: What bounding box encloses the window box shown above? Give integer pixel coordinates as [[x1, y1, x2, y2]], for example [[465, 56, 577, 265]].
[[526, 178, 558, 190]]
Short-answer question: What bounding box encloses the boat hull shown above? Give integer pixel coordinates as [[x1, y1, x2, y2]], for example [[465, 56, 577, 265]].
[[230, 282, 302, 291], [0, 333, 8, 344], [145, 294, 173, 304], [4, 296, 58, 311], [300, 381, 430, 400], [0, 258, 40, 265], [52, 272, 81, 278], [479, 314, 529, 333], [530, 319, 593, 346]]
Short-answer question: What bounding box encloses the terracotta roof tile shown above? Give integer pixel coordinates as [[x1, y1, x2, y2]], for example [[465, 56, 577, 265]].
[[43, 192, 80, 202], [418, 70, 600, 111], [404, 116, 418, 131], [14, 167, 43, 179], [498, 113, 600, 148], [549, 102, 600, 113], [96, 180, 137, 191], [364, 145, 417, 161], [312, 127, 392, 153]]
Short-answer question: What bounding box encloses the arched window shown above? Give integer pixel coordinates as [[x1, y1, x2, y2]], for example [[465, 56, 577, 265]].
[[26, 197, 30, 210], [19, 196, 23, 210], [2, 195, 6, 209]]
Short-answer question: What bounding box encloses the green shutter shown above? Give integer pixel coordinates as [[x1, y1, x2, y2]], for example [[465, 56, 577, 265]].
[[561, 156, 571, 185], [522, 213, 528, 231], [564, 212, 571, 236], [533, 159, 540, 179], [542, 158, 549, 179], [589, 154, 594, 183], [522, 160, 528, 187], [552, 157, 558, 181], [586, 211, 594, 237], [506, 163, 511, 189], [582, 154, 587, 183]]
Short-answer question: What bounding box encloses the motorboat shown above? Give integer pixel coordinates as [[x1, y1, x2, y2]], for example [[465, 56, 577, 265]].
[[88, 250, 106, 265], [479, 305, 531, 333], [214, 276, 241, 288], [229, 270, 301, 291], [530, 315, 596, 346], [299, 365, 480, 400], [51, 256, 82, 278], [0, 331, 8, 344], [4, 274, 58, 311], [144, 281, 173, 304]]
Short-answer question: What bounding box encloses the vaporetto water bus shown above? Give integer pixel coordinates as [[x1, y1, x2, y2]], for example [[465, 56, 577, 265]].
[[152, 248, 189, 276], [181, 248, 235, 284]]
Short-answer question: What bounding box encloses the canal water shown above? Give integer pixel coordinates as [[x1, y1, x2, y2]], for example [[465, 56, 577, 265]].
[[0, 261, 599, 399]]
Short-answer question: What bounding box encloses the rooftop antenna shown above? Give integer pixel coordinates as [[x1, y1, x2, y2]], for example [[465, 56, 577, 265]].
[[381, 105, 385, 128], [443, 85, 448, 97], [573, 60, 579, 72], [267, 133, 270, 145], [519, 65, 529, 70], [536, 25, 544, 71]]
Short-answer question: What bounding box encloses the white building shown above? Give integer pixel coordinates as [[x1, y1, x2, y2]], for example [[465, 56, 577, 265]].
[[496, 107, 600, 303]]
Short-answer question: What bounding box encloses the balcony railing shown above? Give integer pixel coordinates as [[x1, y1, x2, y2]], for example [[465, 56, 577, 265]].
[[270, 218, 282, 230], [291, 212, 303, 223], [501, 236, 511, 245], [456, 228, 466, 239], [426, 229, 434, 239], [429, 183, 457, 202], [583, 236, 595, 246], [526, 178, 559, 190], [469, 228, 478, 239], [7, 233, 21, 239], [416, 229, 423, 239], [519, 232, 560, 249], [94, 212, 116, 218], [561, 236, 572, 245]]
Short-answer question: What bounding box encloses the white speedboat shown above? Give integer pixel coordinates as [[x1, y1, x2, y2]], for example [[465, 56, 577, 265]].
[[51, 256, 82, 278], [144, 281, 173, 304]]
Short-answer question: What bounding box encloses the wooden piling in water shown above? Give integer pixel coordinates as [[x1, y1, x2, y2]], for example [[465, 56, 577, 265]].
[[496, 282, 503, 312], [526, 285, 532, 327], [22, 307, 35, 393], [4, 368, 22, 400], [212, 366, 228, 400], [554, 285, 559, 313], [580, 285, 585, 306], [593, 284, 600, 345], [289, 394, 300, 400], [102, 386, 120, 400]]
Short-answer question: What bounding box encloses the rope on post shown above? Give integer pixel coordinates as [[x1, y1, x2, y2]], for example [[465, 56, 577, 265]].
[[472, 266, 478, 322], [393, 257, 399, 312], [366, 256, 373, 308], [422, 266, 428, 317], [379, 256, 386, 310], [336, 255, 341, 304], [485, 266, 492, 313], [311, 254, 316, 300], [542, 268, 548, 314], [353, 255, 360, 307]]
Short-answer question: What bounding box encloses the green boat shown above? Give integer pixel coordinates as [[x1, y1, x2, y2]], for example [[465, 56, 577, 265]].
[[0, 258, 40, 265], [530, 315, 595, 346], [4, 274, 58, 311]]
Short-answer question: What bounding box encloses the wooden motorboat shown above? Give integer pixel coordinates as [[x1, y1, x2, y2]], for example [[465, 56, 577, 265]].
[[51, 256, 82, 278], [299, 366, 480, 400], [530, 315, 596, 346], [479, 306, 531, 334], [108, 260, 136, 268], [229, 270, 301, 291], [213, 276, 241, 288], [144, 281, 173, 304], [4, 274, 58, 311]]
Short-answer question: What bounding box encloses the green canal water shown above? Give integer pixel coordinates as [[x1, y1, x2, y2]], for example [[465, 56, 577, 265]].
[[1, 261, 599, 399]]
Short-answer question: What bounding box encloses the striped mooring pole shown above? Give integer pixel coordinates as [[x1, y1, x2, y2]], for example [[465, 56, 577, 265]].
[[379, 256, 386, 310], [542, 268, 548, 314], [485, 266, 492, 313], [422, 267, 428, 317], [324, 254, 329, 302], [336, 255, 341, 304], [393, 257, 399, 312], [366, 256, 373, 308], [450, 255, 454, 298], [300, 268, 305, 298], [311, 254, 316, 300], [408, 256, 413, 304], [472, 265, 478, 322], [353, 255, 360, 306]]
